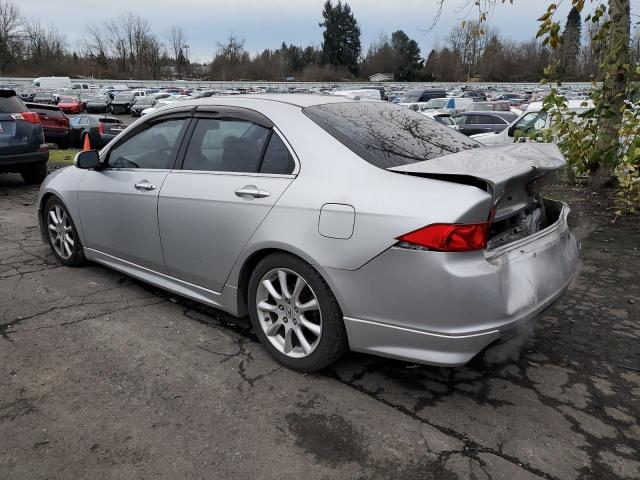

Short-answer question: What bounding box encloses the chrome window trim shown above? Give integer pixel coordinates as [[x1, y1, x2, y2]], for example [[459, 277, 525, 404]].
[[99, 168, 173, 173], [169, 170, 296, 179]]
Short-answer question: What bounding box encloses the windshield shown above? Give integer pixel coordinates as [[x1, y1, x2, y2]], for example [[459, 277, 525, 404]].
[[114, 93, 133, 101], [60, 96, 76, 102], [424, 98, 449, 109], [515, 111, 548, 132], [303, 102, 478, 169]]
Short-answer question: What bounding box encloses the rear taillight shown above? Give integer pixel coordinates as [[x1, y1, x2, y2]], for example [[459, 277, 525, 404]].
[[98, 122, 105, 134], [396, 223, 489, 252], [11, 112, 41, 124]]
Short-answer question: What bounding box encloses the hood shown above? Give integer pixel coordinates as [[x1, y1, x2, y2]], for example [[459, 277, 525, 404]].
[[389, 142, 565, 221]]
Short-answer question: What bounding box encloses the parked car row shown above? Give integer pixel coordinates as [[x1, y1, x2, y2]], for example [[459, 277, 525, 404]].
[[20, 98, 126, 150]]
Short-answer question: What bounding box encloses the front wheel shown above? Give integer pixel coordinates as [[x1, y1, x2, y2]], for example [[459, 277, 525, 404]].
[[43, 196, 85, 267], [248, 253, 348, 372]]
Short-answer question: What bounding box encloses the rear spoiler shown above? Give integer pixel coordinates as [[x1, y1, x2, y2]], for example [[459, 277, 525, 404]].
[[389, 143, 566, 221]]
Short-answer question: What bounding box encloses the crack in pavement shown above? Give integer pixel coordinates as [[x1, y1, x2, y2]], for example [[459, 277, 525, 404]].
[[324, 368, 562, 480], [1, 287, 167, 342]]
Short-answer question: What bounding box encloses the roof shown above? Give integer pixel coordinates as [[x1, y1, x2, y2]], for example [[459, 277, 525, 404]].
[[184, 93, 355, 108], [525, 100, 594, 112]]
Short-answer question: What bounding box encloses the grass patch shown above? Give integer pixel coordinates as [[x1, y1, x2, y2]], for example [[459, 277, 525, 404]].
[[49, 149, 80, 166]]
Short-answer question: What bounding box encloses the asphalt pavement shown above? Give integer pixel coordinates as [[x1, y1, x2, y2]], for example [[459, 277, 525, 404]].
[[1, 176, 639, 480]]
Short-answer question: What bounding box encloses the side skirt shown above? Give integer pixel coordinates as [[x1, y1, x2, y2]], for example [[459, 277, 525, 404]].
[[84, 248, 240, 316]]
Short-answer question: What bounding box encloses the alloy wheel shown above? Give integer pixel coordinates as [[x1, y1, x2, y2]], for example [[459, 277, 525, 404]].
[[255, 268, 322, 358], [47, 204, 74, 259]]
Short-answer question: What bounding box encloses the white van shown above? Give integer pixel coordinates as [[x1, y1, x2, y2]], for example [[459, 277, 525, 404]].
[[32, 76, 72, 89], [332, 89, 381, 100], [471, 100, 594, 145]]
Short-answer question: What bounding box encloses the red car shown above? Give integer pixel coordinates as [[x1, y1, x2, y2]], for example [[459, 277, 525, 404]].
[[57, 95, 84, 114], [25, 103, 70, 147]]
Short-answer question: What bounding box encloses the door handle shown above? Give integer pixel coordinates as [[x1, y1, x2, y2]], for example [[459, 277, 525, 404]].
[[135, 182, 157, 191], [235, 185, 271, 199]]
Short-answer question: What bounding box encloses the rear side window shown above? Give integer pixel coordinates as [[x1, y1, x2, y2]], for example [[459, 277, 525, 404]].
[[260, 134, 294, 174], [183, 118, 270, 173], [489, 115, 508, 125], [304, 102, 478, 169], [0, 94, 27, 113], [467, 115, 489, 125]]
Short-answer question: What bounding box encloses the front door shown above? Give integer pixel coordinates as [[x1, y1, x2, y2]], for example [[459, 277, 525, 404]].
[[78, 116, 190, 273]]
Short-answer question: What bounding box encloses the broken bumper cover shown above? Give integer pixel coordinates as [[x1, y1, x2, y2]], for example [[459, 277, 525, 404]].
[[326, 201, 579, 366]]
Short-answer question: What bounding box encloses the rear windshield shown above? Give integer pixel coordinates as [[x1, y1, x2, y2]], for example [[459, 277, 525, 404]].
[[303, 102, 479, 169], [29, 106, 64, 116], [0, 93, 27, 113], [99, 118, 123, 124]]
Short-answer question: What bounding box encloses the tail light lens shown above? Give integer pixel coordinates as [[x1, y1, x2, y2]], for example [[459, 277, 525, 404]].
[[98, 122, 105, 134], [397, 223, 489, 252], [11, 112, 41, 124]]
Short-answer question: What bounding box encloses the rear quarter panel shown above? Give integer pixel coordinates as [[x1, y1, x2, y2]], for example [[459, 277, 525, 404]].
[[226, 102, 493, 286]]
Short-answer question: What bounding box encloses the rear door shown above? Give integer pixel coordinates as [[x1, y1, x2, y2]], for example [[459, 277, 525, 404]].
[[158, 106, 297, 292]]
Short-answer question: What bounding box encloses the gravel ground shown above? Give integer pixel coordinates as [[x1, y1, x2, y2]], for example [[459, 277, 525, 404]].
[[0, 175, 639, 480]]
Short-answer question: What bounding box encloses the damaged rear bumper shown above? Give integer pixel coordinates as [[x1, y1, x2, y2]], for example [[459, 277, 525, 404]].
[[326, 201, 579, 366]]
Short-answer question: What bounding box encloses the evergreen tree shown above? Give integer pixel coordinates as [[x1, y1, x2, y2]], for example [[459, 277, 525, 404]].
[[391, 30, 423, 81], [319, 0, 361, 74], [562, 6, 582, 79]]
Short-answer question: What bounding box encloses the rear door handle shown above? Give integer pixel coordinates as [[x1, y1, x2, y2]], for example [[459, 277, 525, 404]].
[[235, 185, 271, 199], [135, 182, 157, 191]]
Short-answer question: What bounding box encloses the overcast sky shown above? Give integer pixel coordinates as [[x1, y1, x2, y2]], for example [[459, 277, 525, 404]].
[[21, 0, 639, 63]]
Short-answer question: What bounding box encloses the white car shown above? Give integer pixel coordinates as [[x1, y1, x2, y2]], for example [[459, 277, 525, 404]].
[[421, 111, 459, 130], [471, 100, 594, 145], [332, 89, 381, 101], [141, 95, 191, 116]]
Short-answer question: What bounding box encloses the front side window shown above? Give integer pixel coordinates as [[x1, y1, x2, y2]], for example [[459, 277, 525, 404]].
[[304, 102, 478, 169], [182, 118, 270, 173], [107, 118, 186, 169]]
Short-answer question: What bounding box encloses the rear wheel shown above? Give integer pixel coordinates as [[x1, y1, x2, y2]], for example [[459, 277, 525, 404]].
[[44, 196, 85, 267], [248, 253, 348, 372], [21, 162, 47, 184]]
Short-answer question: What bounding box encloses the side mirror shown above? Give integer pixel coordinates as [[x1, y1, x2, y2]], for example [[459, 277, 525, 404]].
[[507, 125, 516, 137], [75, 150, 101, 169]]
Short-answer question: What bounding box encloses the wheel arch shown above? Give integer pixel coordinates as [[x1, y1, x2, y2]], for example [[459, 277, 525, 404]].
[[38, 192, 57, 242], [235, 247, 344, 318]]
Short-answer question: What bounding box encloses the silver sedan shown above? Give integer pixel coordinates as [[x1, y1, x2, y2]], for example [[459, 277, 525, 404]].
[[38, 95, 579, 372]]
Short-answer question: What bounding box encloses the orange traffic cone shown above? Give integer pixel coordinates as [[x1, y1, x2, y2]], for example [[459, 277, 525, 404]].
[[82, 134, 91, 151]]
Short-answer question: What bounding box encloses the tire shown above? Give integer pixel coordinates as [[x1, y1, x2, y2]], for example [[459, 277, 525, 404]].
[[43, 196, 86, 267], [21, 162, 47, 184], [248, 253, 348, 372]]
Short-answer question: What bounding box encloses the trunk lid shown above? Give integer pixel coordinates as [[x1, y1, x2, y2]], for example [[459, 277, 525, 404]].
[[388, 142, 565, 222]]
